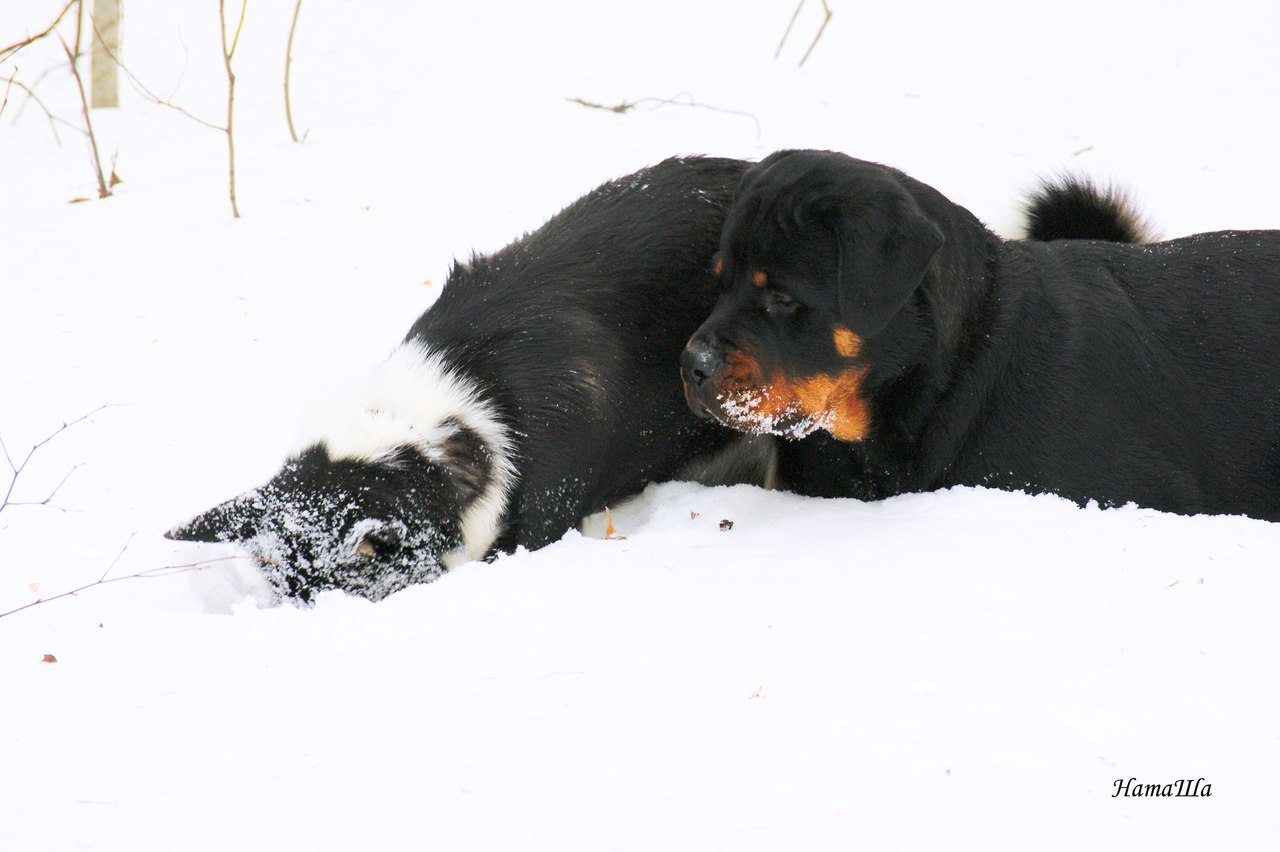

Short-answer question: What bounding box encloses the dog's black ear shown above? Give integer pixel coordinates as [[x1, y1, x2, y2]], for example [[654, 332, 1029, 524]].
[[165, 491, 265, 543], [832, 192, 944, 338], [737, 149, 802, 197]]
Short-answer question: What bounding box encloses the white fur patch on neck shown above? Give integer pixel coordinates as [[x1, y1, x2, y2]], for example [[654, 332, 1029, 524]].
[[291, 341, 517, 563]]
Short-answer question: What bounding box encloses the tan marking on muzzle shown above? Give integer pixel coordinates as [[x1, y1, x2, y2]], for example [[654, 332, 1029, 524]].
[[716, 351, 870, 441]]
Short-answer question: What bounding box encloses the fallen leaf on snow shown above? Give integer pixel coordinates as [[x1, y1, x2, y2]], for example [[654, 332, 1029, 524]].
[[604, 506, 627, 540]]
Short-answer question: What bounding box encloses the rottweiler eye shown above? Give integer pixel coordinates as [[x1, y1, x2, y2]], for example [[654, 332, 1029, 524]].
[[765, 289, 797, 315]]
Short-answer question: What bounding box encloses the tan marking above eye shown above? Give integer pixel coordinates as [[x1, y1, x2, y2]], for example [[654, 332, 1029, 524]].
[[751, 270, 768, 287], [712, 255, 724, 276], [832, 325, 861, 358]]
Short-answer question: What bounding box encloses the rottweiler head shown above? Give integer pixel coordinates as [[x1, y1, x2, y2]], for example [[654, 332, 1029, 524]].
[[680, 150, 944, 441]]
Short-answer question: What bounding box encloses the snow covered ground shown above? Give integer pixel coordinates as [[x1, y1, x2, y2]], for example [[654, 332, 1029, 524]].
[[3, 0, 1279, 849]]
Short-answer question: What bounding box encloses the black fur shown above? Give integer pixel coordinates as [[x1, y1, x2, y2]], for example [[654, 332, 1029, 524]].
[[170, 156, 770, 601], [408, 155, 765, 552], [1024, 175, 1154, 243], [683, 149, 1280, 520]]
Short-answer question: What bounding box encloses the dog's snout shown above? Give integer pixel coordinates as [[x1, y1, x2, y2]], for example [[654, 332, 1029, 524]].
[[680, 338, 723, 389]]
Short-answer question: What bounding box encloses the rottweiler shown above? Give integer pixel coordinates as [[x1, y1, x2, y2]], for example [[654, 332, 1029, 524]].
[[681, 149, 1280, 520]]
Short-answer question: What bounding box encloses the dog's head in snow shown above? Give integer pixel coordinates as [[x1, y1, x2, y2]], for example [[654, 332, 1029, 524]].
[[166, 344, 515, 603]]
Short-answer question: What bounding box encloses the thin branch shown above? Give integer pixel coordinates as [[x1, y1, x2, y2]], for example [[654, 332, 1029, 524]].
[[58, 2, 110, 199], [0, 403, 116, 518], [284, 0, 302, 142], [91, 19, 223, 131], [0, 66, 16, 118], [2, 77, 71, 143], [4, 463, 83, 512], [798, 1, 833, 67], [567, 93, 762, 141], [775, 0, 833, 67], [218, 0, 245, 218], [99, 532, 136, 582], [775, 0, 805, 59], [226, 0, 248, 62], [0, 0, 79, 64], [0, 555, 244, 620]]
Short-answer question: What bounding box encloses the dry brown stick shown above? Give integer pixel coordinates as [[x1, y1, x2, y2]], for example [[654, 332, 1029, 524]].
[[284, 0, 303, 142], [0, 0, 79, 64], [775, 0, 833, 67], [775, 0, 805, 59], [0, 403, 115, 517], [218, 0, 246, 218], [568, 93, 763, 141], [0, 66, 15, 118], [57, 2, 110, 199], [798, 0, 833, 67], [90, 11, 240, 215]]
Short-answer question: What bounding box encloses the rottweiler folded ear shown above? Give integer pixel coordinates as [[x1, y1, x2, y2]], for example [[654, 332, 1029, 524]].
[[165, 491, 265, 544], [832, 191, 944, 338]]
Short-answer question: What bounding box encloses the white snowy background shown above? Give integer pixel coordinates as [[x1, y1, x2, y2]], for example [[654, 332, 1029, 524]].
[[2, 1, 1279, 849]]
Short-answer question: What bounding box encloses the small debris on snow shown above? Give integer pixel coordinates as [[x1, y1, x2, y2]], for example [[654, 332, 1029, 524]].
[[604, 506, 627, 540], [41, 654, 58, 663], [719, 519, 734, 532]]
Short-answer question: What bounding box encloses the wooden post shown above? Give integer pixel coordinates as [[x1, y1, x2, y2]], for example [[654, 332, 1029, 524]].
[[90, 0, 120, 107]]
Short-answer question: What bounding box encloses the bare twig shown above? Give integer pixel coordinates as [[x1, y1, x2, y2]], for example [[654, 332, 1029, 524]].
[[0, 66, 15, 118], [799, 0, 833, 67], [0, 0, 79, 64], [775, 0, 833, 67], [58, 2, 110, 199], [567, 93, 762, 141], [88, 2, 242, 214], [226, 0, 247, 62], [219, 0, 246, 218], [1, 404, 115, 518], [0, 555, 244, 620], [567, 96, 634, 114], [6, 76, 85, 145], [775, 0, 805, 59], [284, 0, 302, 142], [106, 45, 225, 131], [5, 464, 83, 512]]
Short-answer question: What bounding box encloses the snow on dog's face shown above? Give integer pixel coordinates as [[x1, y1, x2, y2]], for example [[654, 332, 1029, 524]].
[[167, 446, 468, 601], [681, 150, 943, 443], [167, 343, 516, 603]]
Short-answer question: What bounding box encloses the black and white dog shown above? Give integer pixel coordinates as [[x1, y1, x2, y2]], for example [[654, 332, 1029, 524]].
[[167, 157, 771, 601]]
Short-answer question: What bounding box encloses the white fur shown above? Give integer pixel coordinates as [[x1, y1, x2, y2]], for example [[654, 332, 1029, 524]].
[[292, 341, 517, 564]]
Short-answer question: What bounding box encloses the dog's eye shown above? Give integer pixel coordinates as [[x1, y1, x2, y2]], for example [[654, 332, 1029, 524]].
[[765, 289, 797, 315], [353, 523, 401, 560]]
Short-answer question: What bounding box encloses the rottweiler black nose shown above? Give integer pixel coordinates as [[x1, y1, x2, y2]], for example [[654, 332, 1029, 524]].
[[680, 338, 723, 389]]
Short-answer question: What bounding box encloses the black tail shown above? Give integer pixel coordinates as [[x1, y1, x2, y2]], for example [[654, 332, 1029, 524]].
[[1023, 176, 1155, 244]]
